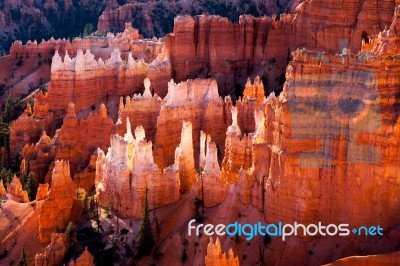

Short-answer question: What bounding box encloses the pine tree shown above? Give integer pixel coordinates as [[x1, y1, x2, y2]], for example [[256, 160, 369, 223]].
[[24, 172, 37, 201], [1, 135, 10, 170], [104, 202, 111, 217], [136, 185, 154, 258], [16, 249, 28, 266]]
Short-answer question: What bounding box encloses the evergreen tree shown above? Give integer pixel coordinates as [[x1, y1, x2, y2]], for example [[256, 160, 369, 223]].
[[1, 135, 10, 170], [104, 202, 111, 217], [24, 172, 37, 200], [16, 249, 28, 266], [136, 185, 154, 258]]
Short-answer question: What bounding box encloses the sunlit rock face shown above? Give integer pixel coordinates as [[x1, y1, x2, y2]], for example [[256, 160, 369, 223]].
[[47, 48, 169, 118], [154, 78, 227, 169], [95, 119, 180, 219], [204, 238, 239, 266], [39, 160, 76, 243], [5, 2, 400, 266], [6, 175, 29, 203], [117, 78, 162, 143], [262, 44, 400, 229]]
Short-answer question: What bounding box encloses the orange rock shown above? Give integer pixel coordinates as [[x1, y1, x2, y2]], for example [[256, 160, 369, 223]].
[[0, 180, 6, 196], [36, 183, 49, 201], [69, 247, 94, 266], [204, 237, 239, 266], [21, 102, 115, 191], [243, 76, 265, 103], [176, 121, 196, 194], [39, 160, 76, 243], [7, 175, 29, 203], [262, 43, 400, 229], [42, 46, 171, 119]]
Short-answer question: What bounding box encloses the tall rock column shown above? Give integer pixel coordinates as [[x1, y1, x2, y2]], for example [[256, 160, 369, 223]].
[[177, 121, 196, 193], [192, 139, 227, 207], [222, 107, 253, 183], [39, 160, 76, 243]]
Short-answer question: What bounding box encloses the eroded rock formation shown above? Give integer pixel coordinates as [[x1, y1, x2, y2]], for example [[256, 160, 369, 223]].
[[7, 175, 29, 203], [204, 238, 239, 266], [117, 78, 162, 142], [35, 233, 69, 266], [36, 183, 49, 201], [192, 138, 227, 207], [0, 180, 6, 196], [96, 119, 180, 218], [39, 160, 76, 243]]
